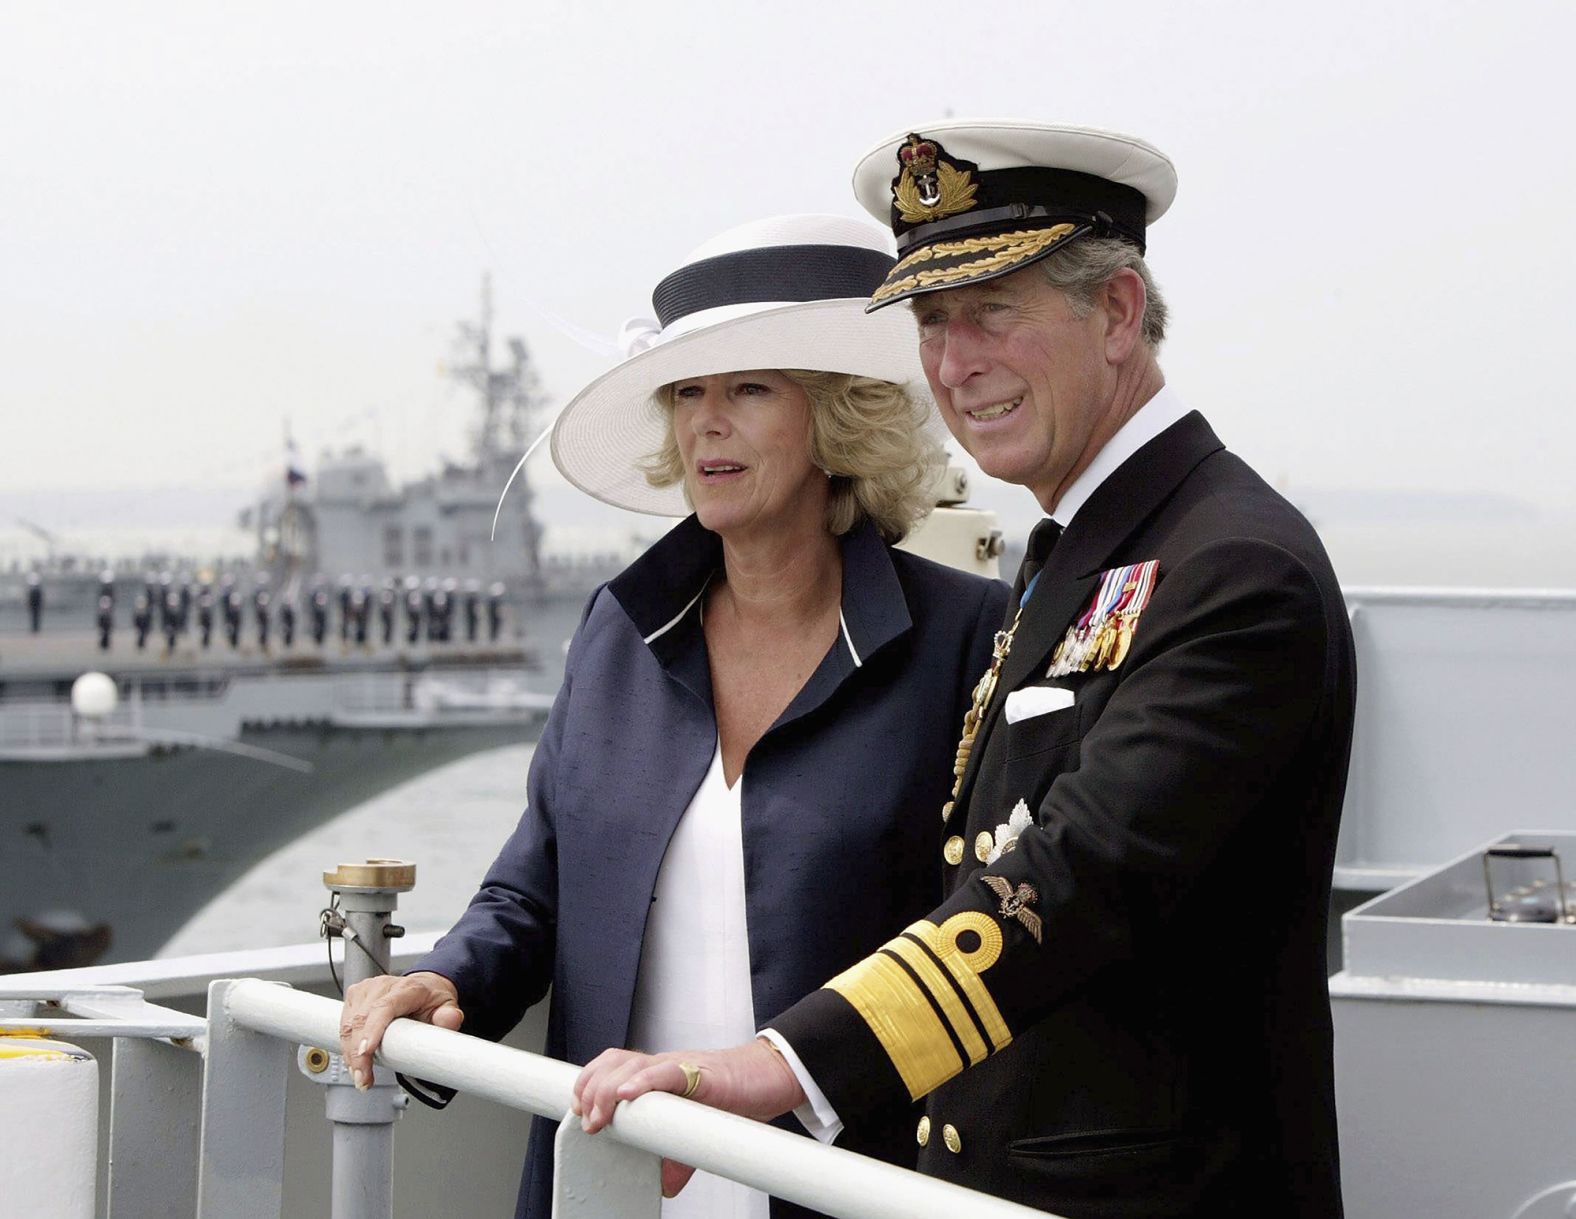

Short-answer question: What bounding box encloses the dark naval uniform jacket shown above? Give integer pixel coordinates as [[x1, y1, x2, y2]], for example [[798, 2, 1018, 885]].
[[773, 412, 1356, 1219], [414, 514, 1008, 1219]]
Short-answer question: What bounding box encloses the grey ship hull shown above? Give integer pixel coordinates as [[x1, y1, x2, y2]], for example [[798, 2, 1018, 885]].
[[1, 718, 541, 967], [0, 600, 586, 970]]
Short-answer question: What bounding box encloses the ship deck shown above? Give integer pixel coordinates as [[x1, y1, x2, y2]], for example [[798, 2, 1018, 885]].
[[0, 629, 536, 683]]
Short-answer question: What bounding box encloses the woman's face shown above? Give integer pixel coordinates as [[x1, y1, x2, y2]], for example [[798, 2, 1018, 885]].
[[669, 370, 827, 542]]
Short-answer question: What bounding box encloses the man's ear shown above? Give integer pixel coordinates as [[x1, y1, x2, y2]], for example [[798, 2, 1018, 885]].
[[1100, 267, 1148, 364]]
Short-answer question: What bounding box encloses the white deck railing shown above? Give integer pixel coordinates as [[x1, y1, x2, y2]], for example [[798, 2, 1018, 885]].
[[330, 668, 552, 726], [0, 973, 1054, 1219], [0, 699, 145, 758], [209, 979, 1050, 1219]]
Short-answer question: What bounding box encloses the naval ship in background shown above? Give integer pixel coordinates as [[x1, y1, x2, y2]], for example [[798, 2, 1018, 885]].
[[0, 279, 622, 972]]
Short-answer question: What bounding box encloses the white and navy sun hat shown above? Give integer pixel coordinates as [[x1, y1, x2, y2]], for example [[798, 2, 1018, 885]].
[[549, 214, 929, 517], [850, 120, 1178, 312]]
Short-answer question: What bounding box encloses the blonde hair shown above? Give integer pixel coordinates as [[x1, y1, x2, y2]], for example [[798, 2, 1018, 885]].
[[640, 371, 942, 543]]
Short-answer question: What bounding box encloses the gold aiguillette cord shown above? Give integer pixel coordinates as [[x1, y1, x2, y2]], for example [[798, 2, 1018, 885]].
[[942, 604, 1024, 824]]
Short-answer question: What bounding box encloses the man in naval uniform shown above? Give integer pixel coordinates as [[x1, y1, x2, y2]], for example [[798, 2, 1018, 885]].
[[197, 583, 215, 648], [378, 579, 397, 646], [221, 575, 243, 649], [310, 581, 330, 646], [404, 576, 424, 644], [463, 578, 481, 643], [279, 592, 296, 648], [487, 581, 506, 643], [254, 583, 272, 653], [132, 591, 152, 650], [574, 121, 1356, 1219], [96, 593, 113, 650], [25, 572, 42, 632]]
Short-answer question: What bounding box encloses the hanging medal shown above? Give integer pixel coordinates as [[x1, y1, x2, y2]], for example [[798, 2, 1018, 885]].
[[1048, 560, 1160, 676]]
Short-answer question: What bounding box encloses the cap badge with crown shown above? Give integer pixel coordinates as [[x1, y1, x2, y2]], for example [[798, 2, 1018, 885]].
[[854, 121, 1178, 312], [892, 133, 979, 224]]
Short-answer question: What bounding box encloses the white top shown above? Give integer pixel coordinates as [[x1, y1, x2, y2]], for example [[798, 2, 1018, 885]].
[[628, 741, 768, 1219]]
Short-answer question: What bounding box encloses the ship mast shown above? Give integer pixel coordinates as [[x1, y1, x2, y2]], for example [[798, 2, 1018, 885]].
[[447, 274, 548, 584], [451, 274, 547, 468]]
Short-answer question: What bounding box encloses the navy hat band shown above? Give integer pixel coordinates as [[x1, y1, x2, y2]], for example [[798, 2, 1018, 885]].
[[652, 244, 895, 330]]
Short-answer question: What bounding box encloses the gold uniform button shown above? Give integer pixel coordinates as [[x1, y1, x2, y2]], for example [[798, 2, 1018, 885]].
[[943, 836, 965, 866], [916, 1115, 930, 1147], [974, 831, 993, 862], [942, 1123, 962, 1154]]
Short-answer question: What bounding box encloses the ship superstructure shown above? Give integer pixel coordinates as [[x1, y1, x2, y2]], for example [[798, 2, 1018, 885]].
[[0, 279, 597, 972], [250, 276, 549, 597]]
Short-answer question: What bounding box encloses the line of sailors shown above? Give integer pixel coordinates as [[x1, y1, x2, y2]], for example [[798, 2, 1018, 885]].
[[93, 573, 509, 652]]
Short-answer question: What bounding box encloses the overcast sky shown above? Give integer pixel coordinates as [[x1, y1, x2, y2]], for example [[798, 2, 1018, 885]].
[[3, 1, 1574, 570]]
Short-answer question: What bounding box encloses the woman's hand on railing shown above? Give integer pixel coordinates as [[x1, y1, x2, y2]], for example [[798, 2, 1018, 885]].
[[338, 971, 465, 1091], [571, 1040, 808, 1193]]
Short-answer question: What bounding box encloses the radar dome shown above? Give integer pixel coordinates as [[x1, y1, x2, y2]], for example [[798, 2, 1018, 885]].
[[71, 672, 118, 719]]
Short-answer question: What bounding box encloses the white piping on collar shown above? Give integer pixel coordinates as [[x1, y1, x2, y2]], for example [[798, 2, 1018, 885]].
[[644, 577, 862, 665], [839, 609, 862, 668], [643, 585, 707, 645]]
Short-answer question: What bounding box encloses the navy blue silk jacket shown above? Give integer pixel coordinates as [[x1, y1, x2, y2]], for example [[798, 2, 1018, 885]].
[[414, 514, 1008, 1218]]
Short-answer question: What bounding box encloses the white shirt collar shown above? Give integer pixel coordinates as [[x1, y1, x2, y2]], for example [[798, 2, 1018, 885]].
[[1049, 384, 1191, 528]]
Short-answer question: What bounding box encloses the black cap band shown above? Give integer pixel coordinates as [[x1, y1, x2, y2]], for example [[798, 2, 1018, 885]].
[[892, 167, 1147, 254], [652, 244, 895, 330], [896, 205, 1142, 254]]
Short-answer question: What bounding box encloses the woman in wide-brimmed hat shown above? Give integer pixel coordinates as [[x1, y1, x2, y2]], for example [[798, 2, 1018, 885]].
[[339, 215, 1009, 1219]]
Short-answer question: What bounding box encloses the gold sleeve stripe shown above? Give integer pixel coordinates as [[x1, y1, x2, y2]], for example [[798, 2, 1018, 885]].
[[825, 911, 1015, 1101], [825, 949, 965, 1100], [879, 949, 973, 1066], [909, 913, 1013, 1053], [899, 931, 994, 1051], [883, 937, 990, 1066]]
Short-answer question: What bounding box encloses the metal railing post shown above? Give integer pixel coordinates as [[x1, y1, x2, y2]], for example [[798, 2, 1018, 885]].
[[318, 860, 416, 1219], [108, 1038, 202, 1217], [553, 1116, 662, 1218], [198, 980, 289, 1219]]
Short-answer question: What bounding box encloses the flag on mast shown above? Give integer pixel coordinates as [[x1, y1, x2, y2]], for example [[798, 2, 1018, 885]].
[[286, 436, 307, 489]]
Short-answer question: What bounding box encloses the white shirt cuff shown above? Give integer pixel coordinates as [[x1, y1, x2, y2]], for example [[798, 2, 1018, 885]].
[[758, 1028, 843, 1144]]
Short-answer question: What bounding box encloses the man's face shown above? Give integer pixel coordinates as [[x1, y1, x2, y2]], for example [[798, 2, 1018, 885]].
[[911, 264, 1111, 510]]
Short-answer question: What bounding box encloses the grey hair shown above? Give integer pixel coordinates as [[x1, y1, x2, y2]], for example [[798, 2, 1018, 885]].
[[1040, 236, 1168, 351]]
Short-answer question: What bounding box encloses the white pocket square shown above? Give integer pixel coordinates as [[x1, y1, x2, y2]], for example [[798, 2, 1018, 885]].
[[1004, 686, 1075, 724]]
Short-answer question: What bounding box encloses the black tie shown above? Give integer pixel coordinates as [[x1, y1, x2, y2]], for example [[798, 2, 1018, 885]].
[[1020, 518, 1064, 590]]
